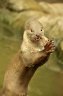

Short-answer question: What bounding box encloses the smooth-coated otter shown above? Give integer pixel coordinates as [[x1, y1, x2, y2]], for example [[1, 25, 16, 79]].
[[2, 19, 55, 96]]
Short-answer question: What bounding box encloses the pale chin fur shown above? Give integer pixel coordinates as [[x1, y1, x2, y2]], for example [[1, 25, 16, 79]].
[[21, 30, 48, 53]]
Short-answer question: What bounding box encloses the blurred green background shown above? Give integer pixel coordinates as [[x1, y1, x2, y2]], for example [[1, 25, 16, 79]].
[[0, 0, 63, 96]]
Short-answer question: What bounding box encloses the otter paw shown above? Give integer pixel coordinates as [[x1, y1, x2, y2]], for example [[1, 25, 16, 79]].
[[44, 40, 55, 53]]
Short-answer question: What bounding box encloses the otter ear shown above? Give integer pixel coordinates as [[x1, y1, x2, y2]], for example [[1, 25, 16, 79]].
[[25, 19, 31, 30], [25, 22, 30, 30], [25, 17, 36, 30]]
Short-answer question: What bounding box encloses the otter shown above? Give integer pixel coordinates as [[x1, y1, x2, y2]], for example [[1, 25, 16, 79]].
[[1, 19, 55, 96]]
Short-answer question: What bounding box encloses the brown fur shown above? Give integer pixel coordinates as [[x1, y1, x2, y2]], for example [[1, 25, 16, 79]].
[[1, 19, 55, 96]]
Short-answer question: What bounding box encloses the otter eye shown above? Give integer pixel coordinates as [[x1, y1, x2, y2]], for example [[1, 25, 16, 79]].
[[31, 29, 33, 32], [41, 29, 42, 31]]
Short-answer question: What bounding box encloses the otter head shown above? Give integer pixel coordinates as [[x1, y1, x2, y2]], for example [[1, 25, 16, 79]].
[[25, 19, 44, 42], [22, 19, 49, 52]]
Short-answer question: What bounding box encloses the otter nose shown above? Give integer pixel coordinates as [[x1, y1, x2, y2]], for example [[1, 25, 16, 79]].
[[36, 34, 40, 38], [36, 34, 41, 40]]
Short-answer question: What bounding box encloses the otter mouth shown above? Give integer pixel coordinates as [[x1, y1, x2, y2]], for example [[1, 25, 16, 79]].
[[32, 35, 42, 42], [35, 35, 42, 41]]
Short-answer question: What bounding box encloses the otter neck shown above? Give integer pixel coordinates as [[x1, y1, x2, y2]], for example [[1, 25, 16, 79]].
[[3, 51, 38, 96]]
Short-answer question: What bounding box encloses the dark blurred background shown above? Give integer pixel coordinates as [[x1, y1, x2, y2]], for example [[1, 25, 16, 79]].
[[0, 0, 63, 96]]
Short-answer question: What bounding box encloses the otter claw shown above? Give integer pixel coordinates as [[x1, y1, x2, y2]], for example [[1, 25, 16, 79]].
[[44, 40, 55, 53]]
